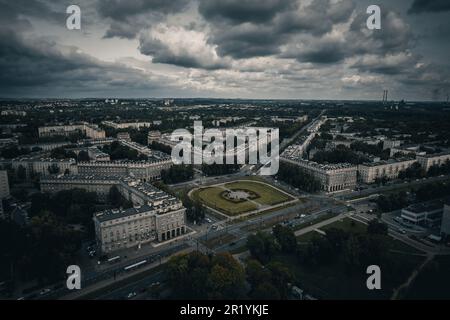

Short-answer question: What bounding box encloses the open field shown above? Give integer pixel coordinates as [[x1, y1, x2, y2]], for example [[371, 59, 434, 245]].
[[191, 179, 295, 217]]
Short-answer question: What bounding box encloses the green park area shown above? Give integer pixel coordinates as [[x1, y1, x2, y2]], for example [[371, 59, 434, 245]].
[[271, 218, 426, 299], [192, 180, 294, 216], [405, 255, 450, 299]]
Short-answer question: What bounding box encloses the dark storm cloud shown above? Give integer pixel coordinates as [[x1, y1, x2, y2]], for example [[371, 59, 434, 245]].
[[198, 0, 296, 24], [408, 0, 450, 14], [0, 26, 168, 97], [274, 0, 355, 35], [0, 0, 63, 29], [210, 24, 285, 59], [97, 0, 190, 38], [294, 39, 347, 64], [351, 54, 420, 75], [98, 0, 189, 21], [346, 9, 413, 56], [204, 0, 355, 60], [139, 33, 229, 70]]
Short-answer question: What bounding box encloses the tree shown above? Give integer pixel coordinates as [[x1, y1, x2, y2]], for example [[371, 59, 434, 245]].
[[272, 224, 297, 253], [246, 259, 271, 287], [277, 162, 322, 192], [266, 262, 294, 299], [207, 253, 246, 299], [367, 220, 388, 236], [77, 150, 90, 162], [251, 282, 281, 300], [247, 232, 280, 264], [48, 164, 60, 175], [161, 165, 194, 184], [108, 186, 122, 207], [17, 165, 27, 180]]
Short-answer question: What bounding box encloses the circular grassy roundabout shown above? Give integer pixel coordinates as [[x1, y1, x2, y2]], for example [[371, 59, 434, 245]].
[[191, 179, 295, 217]]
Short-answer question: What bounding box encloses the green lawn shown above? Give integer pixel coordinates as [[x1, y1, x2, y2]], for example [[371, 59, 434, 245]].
[[225, 181, 292, 206], [322, 218, 368, 234], [193, 186, 257, 215], [192, 180, 293, 216]]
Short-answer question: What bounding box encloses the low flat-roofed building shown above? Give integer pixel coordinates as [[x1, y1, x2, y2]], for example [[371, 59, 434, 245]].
[[401, 200, 446, 227]]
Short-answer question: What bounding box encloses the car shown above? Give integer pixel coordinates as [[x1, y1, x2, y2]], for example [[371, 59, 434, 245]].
[[126, 292, 137, 299], [205, 218, 212, 223], [39, 288, 51, 296], [211, 225, 218, 230], [151, 282, 160, 287], [300, 214, 306, 218], [399, 229, 406, 234]]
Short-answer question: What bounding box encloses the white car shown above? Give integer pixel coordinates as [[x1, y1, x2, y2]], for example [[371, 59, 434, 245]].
[[127, 292, 137, 299], [39, 288, 51, 295]]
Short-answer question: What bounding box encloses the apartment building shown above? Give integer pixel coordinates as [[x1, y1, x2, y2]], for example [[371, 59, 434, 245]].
[[281, 157, 357, 192], [358, 158, 417, 184], [416, 152, 450, 171], [38, 123, 106, 139]]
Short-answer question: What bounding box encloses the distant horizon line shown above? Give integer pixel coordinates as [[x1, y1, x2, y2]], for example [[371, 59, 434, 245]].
[[0, 97, 447, 103]]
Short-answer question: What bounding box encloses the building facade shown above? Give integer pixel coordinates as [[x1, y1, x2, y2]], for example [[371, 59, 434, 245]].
[[38, 123, 106, 139], [12, 157, 77, 178], [40, 175, 120, 201], [40, 174, 187, 253], [401, 201, 444, 227], [416, 152, 450, 172], [441, 205, 450, 237], [77, 158, 173, 182], [281, 157, 357, 193], [102, 121, 152, 130], [0, 170, 10, 200], [358, 159, 417, 184]]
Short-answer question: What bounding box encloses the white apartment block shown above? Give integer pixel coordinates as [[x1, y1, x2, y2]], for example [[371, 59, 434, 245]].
[[40, 175, 120, 201], [40, 175, 187, 253], [77, 158, 173, 182], [281, 157, 357, 192], [102, 121, 152, 130], [358, 159, 417, 184], [12, 157, 77, 178], [416, 152, 450, 171], [0, 170, 10, 199], [38, 123, 106, 139]]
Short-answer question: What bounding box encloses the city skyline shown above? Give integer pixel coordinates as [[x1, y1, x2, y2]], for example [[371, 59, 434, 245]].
[[0, 0, 450, 101]]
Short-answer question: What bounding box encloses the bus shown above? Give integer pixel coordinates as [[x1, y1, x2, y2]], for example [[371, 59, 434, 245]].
[[124, 260, 147, 272], [107, 256, 121, 264]]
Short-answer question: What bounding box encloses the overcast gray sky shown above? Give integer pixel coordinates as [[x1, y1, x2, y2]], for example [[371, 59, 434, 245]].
[[0, 0, 449, 101]]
